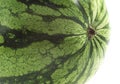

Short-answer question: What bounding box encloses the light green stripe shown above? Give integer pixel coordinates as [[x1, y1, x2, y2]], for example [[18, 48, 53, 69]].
[[76, 0, 90, 24], [96, 13, 109, 29], [92, 39, 102, 61], [94, 35, 107, 54], [97, 0, 106, 18], [76, 41, 93, 84], [79, 0, 93, 24], [29, 5, 61, 16], [97, 28, 110, 41], [89, 0, 98, 24], [93, 0, 108, 28], [93, 38, 104, 58], [90, 39, 101, 75], [58, 7, 87, 28]]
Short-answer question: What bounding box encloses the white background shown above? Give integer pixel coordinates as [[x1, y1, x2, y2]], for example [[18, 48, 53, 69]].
[[87, 0, 120, 84]]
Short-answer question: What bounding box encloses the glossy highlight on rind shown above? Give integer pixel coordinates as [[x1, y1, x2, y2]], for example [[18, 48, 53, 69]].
[[0, 0, 109, 84]]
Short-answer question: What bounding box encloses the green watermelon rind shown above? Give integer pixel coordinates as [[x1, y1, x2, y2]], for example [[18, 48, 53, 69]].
[[0, 0, 110, 84]]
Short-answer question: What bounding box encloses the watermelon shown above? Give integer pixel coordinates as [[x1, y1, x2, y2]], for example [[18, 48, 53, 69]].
[[0, 0, 109, 84]]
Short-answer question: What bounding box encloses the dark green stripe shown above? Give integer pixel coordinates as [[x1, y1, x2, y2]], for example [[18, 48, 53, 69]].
[[17, 0, 66, 10], [95, 10, 107, 29], [25, 8, 86, 27], [0, 25, 80, 49], [89, 0, 93, 23], [94, 36, 105, 55], [42, 15, 86, 27], [93, 1, 101, 22], [72, 41, 94, 83], [80, 41, 95, 83], [11, 0, 86, 28], [0, 40, 88, 84], [73, 60, 89, 84], [92, 38, 99, 51], [75, 0, 89, 24], [89, 40, 94, 58], [92, 38, 103, 58], [59, 40, 88, 83], [96, 23, 109, 30], [96, 34, 108, 44], [96, 11, 107, 28], [60, 40, 89, 80], [94, 0, 104, 26]]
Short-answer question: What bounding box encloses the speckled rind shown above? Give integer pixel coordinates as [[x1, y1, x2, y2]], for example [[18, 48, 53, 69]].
[[0, 0, 109, 84]]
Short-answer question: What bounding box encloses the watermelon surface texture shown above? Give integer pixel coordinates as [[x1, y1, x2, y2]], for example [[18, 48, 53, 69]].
[[0, 0, 109, 84]]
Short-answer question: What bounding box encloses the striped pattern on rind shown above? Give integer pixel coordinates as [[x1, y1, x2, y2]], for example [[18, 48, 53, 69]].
[[0, 0, 110, 84]]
